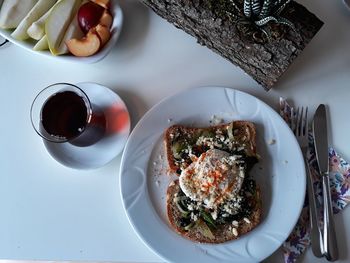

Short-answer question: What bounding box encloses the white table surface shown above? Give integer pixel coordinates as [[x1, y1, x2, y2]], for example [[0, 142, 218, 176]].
[[0, 0, 349, 262]]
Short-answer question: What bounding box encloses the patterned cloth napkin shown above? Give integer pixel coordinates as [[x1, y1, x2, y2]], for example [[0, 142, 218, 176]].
[[279, 98, 350, 263]]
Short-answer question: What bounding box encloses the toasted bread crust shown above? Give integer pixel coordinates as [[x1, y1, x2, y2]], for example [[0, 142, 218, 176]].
[[164, 121, 257, 174], [167, 180, 261, 244]]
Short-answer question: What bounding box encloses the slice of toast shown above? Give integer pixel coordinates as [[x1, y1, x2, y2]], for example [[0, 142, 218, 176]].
[[164, 121, 257, 175], [167, 180, 261, 243]]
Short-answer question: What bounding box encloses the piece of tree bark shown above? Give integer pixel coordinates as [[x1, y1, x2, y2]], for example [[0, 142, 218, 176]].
[[140, 0, 324, 90]]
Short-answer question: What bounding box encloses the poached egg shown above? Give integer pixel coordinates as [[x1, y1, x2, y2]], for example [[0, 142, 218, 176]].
[[179, 149, 245, 209]]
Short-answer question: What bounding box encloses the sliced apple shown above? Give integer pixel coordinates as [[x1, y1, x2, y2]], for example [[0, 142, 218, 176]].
[[91, 0, 109, 9], [11, 0, 57, 41], [99, 10, 113, 28], [0, 0, 37, 29], [66, 30, 101, 57], [95, 24, 110, 46], [33, 35, 49, 51], [45, 0, 82, 55]]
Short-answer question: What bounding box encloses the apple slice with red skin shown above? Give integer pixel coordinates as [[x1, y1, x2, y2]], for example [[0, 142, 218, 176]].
[[91, 0, 110, 9], [66, 29, 101, 57], [95, 24, 110, 46], [99, 10, 113, 28]]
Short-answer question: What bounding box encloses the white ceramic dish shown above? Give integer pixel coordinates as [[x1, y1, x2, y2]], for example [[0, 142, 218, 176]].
[[120, 87, 306, 263], [44, 82, 130, 169], [0, 0, 123, 63]]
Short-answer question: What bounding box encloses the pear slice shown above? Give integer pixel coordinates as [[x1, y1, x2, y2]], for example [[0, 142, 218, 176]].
[[11, 0, 57, 41], [27, 4, 57, 41], [33, 35, 48, 51], [45, 0, 82, 55], [0, 0, 37, 29], [56, 7, 85, 55]]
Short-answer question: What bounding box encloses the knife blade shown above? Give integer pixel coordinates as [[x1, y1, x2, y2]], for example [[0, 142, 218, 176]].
[[312, 104, 338, 261], [313, 105, 329, 174]]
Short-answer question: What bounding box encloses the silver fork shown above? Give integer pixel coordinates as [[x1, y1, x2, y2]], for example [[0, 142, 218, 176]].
[[292, 106, 324, 258]]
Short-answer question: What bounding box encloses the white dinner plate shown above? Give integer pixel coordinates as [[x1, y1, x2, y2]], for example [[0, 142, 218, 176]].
[[120, 87, 305, 263], [44, 82, 130, 169], [0, 0, 123, 63]]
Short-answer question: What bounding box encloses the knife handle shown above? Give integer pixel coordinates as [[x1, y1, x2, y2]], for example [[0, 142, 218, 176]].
[[322, 175, 339, 261], [306, 162, 323, 257]]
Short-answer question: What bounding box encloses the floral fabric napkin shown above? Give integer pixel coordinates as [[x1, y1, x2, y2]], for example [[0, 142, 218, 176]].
[[279, 98, 350, 263]]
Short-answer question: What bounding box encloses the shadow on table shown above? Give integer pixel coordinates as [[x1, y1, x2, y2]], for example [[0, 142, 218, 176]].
[[110, 86, 149, 130], [114, 0, 151, 58]]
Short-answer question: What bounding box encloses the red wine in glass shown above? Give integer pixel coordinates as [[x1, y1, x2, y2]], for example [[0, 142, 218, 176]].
[[31, 83, 106, 147]]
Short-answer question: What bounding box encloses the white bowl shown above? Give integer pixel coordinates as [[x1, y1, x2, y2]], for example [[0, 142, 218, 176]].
[[0, 0, 123, 63]]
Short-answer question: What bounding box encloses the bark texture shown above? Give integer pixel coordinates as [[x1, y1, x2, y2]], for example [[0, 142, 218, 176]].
[[140, 0, 324, 90]]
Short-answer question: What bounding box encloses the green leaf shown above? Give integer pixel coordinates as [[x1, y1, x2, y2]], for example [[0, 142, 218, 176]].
[[259, 0, 273, 19], [255, 16, 278, 26], [277, 17, 296, 31], [200, 210, 217, 229], [196, 219, 215, 239], [184, 221, 195, 231], [252, 0, 261, 16], [275, 0, 291, 16], [244, 0, 252, 18]]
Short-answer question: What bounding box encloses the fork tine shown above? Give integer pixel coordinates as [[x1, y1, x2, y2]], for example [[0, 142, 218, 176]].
[[294, 107, 300, 135], [292, 107, 296, 134], [303, 107, 308, 136], [291, 107, 295, 132], [299, 107, 304, 136]]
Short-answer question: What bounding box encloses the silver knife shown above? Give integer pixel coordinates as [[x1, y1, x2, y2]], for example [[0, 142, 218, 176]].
[[312, 104, 338, 261]]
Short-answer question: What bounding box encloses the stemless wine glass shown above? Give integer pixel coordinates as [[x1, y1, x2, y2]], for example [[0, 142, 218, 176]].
[[30, 83, 106, 147]]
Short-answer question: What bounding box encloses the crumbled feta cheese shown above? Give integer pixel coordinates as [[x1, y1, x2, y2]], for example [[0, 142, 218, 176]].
[[239, 169, 245, 178], [232, 227, 238, 236], [232, 220, 239, 227], [153, 162, 157, 166], [191, 213, 198, 221], [243, 217, 251, 224], [211, 210, 218, 220]]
